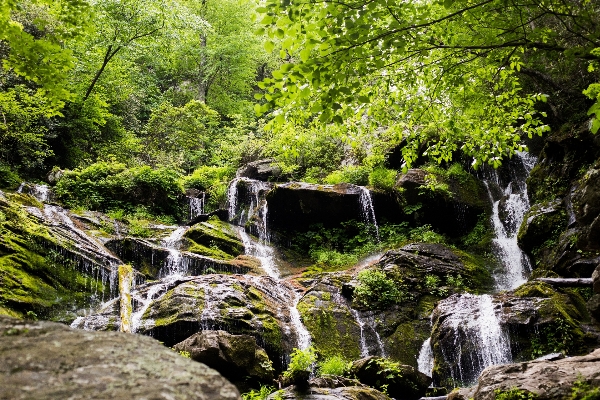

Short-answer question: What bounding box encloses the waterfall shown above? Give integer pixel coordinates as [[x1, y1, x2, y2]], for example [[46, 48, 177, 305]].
[[436, 294, 512, 385], [358, 187, 380, 241], [351, 309, 370, 357], [417, 337, 434, 377], [485, 152, 536, 291], [158, 227, 189, 278], [188, 193, 205, 219], [229, 180, 312, 350]]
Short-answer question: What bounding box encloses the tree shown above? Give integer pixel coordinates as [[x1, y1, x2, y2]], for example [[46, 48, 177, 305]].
[[0, 0, 90, 111], [257, 0, 600, 168]]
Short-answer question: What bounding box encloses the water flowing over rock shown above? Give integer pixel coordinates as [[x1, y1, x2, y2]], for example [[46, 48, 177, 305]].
[[418, 337, 434, 377], [483, 152, 536, 290], [0, 315, 241, 400], [432, 294, 513, 386]]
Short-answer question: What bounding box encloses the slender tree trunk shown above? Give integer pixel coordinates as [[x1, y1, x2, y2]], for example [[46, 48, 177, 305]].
[[83, 45, 121, 102]]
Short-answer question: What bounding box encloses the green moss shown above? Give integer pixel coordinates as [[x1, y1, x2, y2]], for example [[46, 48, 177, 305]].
[[494, 387, 537, 400], [297, 293, 361, 360], [188, 242, 234, 260], [385, 320, 430, 367], [259, 315, 283, 354], [185, 221, 244, 258]]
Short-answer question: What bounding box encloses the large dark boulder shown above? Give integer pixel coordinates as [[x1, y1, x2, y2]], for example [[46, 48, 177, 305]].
[[469, 347, 600, 400], [0, 315, 240, 400], [349, 356, 431, 400], [237, 159, 283, 182], [173, 330, 274, 387]]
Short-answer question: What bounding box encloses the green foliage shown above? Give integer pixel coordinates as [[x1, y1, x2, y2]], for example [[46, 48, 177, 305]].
[[530, 317, 576, 357], [241, 385, 276, 400], [283, 346, 317, 380], [54, 162, 183, 218], [409, 225, 445, 244], [182, 165, 234, 211], [570, 378, 600, 400], [318, 355, 350, 376], [324, 166, 370, 186], [354, 269, 403, 309], [0, 163, 20, 189], [142, 100, 221, 171], [369, 167, 397, 191], [494, 387, 537, 400]]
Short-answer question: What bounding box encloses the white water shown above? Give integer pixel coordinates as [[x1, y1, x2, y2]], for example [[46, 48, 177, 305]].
[[18, 183, 51, 202], [188, 193, 205, 219], [229, 179, 312, 350], [159, 227, 189, 277], [439, 294, 512, 384], [358, 187, 380, 241], [351, 309, 370, 357], [417, 337, 434, 377], [485, 152, 536, 291]]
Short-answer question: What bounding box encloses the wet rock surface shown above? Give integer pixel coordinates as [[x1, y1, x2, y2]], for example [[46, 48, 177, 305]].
[[0, 315, 240, 400], [237, 158, 283, 181], [173, 330, 274, 386], [471, 347, 600, 400]]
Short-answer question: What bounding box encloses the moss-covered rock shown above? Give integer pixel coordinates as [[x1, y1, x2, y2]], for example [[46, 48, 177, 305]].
[[184, 219, 244, 259]]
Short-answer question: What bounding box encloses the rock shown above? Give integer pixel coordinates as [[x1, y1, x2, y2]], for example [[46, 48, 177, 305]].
[[237, 159, 282, 181], [265, 181, 404, 232], [75, 274, 302, 371], [517, 199, 566, 253], [184, 220, 245, 258], [431, 284, 593, 388], [268, 377, 390, 400], [173, 330, 274, 386], [105, 236, 250, 278], [471, 347, 600, 400], [396, 169, 427, 190], [349, 356, 431, 400], [593, 264, 600, 294], [0, 315, 240, 400], [46, 169, 64, 184]]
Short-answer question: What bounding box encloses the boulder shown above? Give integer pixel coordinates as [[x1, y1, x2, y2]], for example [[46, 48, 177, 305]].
[[268, 376, 390, 400], [173, 330, 274, 386], [73, 274, 303, 371], [349, 356, 431, 400], [588, 264, 600, 321], [470, 347, 600, 400], [431, 284, 593, 388], [0, 315, 240, 400], [237, 159, 282, 181], [517, 199, 566, 253]]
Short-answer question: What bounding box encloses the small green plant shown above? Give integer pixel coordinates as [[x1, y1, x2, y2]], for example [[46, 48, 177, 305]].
[[178, 350, 191, 358], [530, 317, 575, 357], [570, 378, 600, 400], [353, 269, 403, 309], [241, 385, 276, 400], [409, 224, 445, 243], [25, 311, 38, 320], [369, 167, 397, 191], [494, 387, 536, 400], [318, 355, 349, 376], [283, 346, 317, 382], [324, 165, 370, 186], [425, 274, 441, 291], [419, 174, 451, 196]]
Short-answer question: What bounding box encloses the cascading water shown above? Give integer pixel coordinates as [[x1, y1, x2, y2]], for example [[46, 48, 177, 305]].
[[228, 178, 311, 350], [358, 187, 380, 241], [417, 337, 434, 377], [484, 152, 536, 290], [188, 193, 205, 220], [159, 226, 189, 278]]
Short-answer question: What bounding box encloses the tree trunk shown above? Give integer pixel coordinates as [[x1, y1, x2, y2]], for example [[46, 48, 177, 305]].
[[535, 278, 593, 287]]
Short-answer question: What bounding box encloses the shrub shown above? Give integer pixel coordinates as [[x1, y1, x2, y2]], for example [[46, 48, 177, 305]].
[[318, 355, 349, 376], [0, 163, 21, 189], [241, 386, 276, 400], [324, 165, 370, 186], [182, 165, 234, 211], [369, 167, 397, 191], [283, 346, 317, 383], [54, 162, 183, 218], [353, 269, 403, 309]]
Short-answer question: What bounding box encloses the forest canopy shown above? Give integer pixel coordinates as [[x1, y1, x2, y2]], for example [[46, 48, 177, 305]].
[[0, 0, 599, 186]]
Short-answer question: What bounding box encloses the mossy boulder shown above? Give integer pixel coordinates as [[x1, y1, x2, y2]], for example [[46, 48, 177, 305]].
[[0, 191, 120, 321], [184, 219, 244, 259]]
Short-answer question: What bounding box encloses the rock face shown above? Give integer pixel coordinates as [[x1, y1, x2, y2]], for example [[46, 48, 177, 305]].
[[74, 274, 301, 370], [588, 265, 600, 322], [268, 377, 390, 400], [0, 315, 240, 400], [431, 282, 592, 388], [297, 244, 492, 368], [470, 347, 600, 400], [237, 159, 283, 181], [173, 330, 274, 386], [520, 128, 600, 278], [349, 357, 431, 400]]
